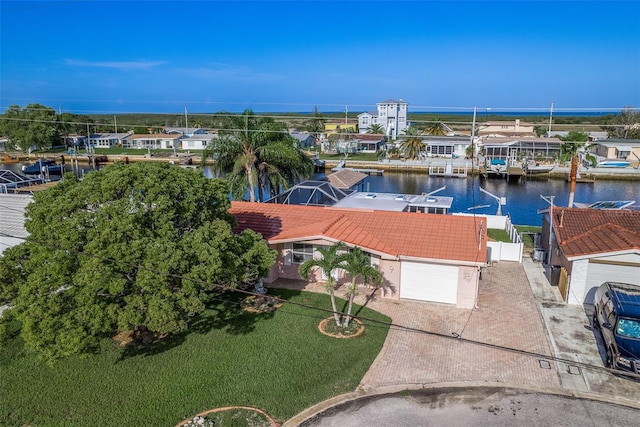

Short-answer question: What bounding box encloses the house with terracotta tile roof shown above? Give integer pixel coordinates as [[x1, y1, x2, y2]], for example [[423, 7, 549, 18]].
[[230, 201, 487, 308], [538, 207, 640, 305], [478, 119, 537, 138]]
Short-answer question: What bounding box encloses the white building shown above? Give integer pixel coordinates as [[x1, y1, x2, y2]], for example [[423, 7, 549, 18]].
[[180, 134, 217, 150], [0, 193, 32, 256], [88, 133, 131, 149], [358, 99, 409, 140]]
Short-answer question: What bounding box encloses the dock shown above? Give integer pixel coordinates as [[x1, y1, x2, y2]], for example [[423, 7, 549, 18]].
[[568, 173, 596, 183], [330, 164, 384, 175], [429, 162, 468, 178]]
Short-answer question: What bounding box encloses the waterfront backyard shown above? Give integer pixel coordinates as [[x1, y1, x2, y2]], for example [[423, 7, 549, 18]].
[[0, 289, 391, 426]]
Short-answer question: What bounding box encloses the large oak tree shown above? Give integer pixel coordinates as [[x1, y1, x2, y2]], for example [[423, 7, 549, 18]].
[[0, 162, 275, 361], [0, 104, 62, 152]]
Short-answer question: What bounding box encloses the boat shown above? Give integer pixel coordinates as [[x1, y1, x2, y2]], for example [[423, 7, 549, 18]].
[[21, 159, 64, 175], [523, 161, 555, 174], [596, 159, 631, 168], [487, 158, 507, 173]]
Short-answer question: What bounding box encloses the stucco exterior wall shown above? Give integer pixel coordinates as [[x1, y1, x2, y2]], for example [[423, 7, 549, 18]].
[[457, 266, 480, 309], [568, 258, 589, 305], [378, 258, 401, 299]]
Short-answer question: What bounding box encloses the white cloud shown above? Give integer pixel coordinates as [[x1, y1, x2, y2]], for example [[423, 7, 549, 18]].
[[179, 64, 282, 82], [65, 59, 166, 70]]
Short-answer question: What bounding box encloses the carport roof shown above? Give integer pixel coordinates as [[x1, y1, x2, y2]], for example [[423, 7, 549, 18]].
[[230, 201, 487, 264]]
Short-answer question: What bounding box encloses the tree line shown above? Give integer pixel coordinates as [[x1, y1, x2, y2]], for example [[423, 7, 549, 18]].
[[2, 103, 639, 153]]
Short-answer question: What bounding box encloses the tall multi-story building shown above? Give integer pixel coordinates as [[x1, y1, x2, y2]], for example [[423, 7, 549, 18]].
[[358, 99, 409, 139]]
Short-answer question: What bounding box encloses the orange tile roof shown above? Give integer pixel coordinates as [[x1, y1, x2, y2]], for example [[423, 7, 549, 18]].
[[552, 208, 640, 258], [230, 201, 487, 264]]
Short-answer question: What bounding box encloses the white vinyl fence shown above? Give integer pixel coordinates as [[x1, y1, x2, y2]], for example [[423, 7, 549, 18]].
[[453, 213, 524, 263]]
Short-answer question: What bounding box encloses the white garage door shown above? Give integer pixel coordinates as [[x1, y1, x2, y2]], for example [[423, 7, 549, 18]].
[[585, 262, 640, 303], [400, 262, 459, 304]]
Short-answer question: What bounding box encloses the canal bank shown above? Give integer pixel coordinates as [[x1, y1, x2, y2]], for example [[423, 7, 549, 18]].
[[321, 158, 640, 181]]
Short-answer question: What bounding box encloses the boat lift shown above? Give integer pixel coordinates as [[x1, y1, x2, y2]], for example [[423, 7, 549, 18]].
[[479, 187, 506, 216]]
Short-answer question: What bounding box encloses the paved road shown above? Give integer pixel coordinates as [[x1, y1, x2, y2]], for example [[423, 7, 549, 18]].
[[298, 386, 640, 427]]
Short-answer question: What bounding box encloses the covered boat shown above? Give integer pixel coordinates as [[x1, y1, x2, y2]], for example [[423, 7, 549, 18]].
[[21, 159, 64, 175]]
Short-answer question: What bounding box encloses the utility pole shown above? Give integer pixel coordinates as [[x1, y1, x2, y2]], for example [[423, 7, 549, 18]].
[[540, 195, 555, 265], [548, 102, 554, 137]]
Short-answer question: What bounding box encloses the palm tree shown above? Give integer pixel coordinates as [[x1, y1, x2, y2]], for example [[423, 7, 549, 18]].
[[203, 109, 314, 202], [299, 242, 346, 326], [424, 117, 449, 136], [303, 106, 325, 142], [340, 247, 382, 327], [367, 124, 385, 134], [558, 132, 596, 208], [399, 127, 425, 160]]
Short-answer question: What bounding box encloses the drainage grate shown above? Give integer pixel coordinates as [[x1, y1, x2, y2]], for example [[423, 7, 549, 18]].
[[539, 360, 552, 369], [567, 365, 582, 375]]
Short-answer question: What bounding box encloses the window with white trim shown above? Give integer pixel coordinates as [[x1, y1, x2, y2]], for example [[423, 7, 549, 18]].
[[292, 243, 314, 264]]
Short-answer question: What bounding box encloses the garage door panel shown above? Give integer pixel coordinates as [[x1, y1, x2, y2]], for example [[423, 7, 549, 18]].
[[400, 262, 458, 304], [586, 263, 640, 304]]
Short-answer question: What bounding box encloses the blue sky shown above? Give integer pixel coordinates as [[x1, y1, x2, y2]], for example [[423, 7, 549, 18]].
[[1, 1, 639, 114]]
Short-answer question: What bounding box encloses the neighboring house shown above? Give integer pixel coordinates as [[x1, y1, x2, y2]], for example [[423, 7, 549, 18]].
[[122, 134, 182, 150], [0, 193, 32, 255], [165, 127, 207, 137], [63, 134, 87, 148], [546, 131, 608, 141], [290, 131, 316, 149], [478, 119, 537, 138], [538, 207, 640, 305], [480, 137, 563, 162], [590, 139, 640, 164], [230, 201, 487, 309], [324, 120, 358, 135], [180, 134, 217, 151], [358, 99, 409, 140], [354, 134, 385, 153], [423, 136, 472, 158], [88, 133, 131, 149]]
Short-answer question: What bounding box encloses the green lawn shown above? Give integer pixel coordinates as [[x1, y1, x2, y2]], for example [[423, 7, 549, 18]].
[[515, 225, 542, 249], [0, 289, 390, 426]]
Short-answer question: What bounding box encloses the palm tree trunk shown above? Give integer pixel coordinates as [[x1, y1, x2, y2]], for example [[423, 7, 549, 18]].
[[246, 164, 256, 203], [256, 173, 264, 203], [568, 155, 578, 208], [343, 281, 356, 327], [329, 290, 342, 327]]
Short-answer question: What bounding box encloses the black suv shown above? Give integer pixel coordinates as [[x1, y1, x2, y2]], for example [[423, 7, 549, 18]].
[[593, 282, 640, 373]]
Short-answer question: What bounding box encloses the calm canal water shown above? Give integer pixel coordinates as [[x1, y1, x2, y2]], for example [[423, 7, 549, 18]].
[[3, 162, 638, 226], [311, 171, 639, 226]]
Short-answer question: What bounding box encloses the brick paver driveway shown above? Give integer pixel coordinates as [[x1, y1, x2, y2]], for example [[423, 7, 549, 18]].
[[356, 261, 560, 389]]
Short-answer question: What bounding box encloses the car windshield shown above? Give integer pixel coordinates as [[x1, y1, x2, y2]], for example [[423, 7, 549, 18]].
[[616, 318, 640, 339]]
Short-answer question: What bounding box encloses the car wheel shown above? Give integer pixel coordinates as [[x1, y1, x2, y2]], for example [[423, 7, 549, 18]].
[[606, 348, 615, 368]]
